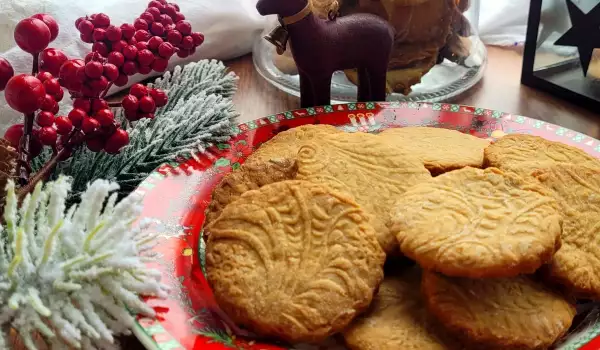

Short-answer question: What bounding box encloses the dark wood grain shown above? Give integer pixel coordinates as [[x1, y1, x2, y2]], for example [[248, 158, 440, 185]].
[[11, 45, 598, 350]]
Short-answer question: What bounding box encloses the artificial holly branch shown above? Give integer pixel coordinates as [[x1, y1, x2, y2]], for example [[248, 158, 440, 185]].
[[0, 0, 204, 200]]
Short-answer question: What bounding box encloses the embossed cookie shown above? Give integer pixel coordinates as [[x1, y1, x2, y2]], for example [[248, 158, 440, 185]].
[[296, 132, 432, 254], [484, 134, 600, 176], [422, 271, 576, 349], [343, 268, 461, 350], [391, 167, 562, 278], [379, 127, 491, 174], [205, 180, 385, 343], [532, 163, 600, 299], [247, 124, 342, 163], [204, 158, 298, 228]]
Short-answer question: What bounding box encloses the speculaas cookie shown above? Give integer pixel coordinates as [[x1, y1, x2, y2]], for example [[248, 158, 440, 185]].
[[343, 267, 461, 350], [532, 163, 600, 299], [484, 134, 600, 176], [379, 127, 491, 174], [204, 158, 298, 228], [246, 124, 342, 163], [295, 131, 432, 254], [205, 180, 385, 343], [391, 167, 562, 278], [422, 271, 576, 349]]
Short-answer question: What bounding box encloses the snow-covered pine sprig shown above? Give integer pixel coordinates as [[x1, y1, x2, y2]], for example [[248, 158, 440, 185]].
[[0, 176, 167, 349]]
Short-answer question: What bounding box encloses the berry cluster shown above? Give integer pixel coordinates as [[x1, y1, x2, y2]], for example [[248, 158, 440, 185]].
[[122, 83, 168, 121], [69, 98, 129, 153]]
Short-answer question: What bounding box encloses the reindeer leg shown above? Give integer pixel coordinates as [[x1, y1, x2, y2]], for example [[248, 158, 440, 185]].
[[357, 67, 371, 102], [312, 74, 332, 107], [299, 71, 315, 108], [367, 67, 388, 102]]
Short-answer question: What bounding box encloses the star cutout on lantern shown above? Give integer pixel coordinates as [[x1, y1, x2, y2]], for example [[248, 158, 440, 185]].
[[554, 0, 600, 76]]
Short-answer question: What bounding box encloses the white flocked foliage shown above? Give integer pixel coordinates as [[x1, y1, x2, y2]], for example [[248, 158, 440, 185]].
[[0, 176, 168, 349]]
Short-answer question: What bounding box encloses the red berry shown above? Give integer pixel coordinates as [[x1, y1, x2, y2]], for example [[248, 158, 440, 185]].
[[165, 24, 176, 32], [85, 61, 104, 79], [78, 20, 94, 35], [89, 76, 109, 93], [170, 2, 180, 11], [121, 94, 139, 111], [31, 14, 59, 42], [160, 14, 174, 26], [92, 42, 109, 57], [111, 40, 128, 53], [4, 74, 46, 114], [158, 42, 175, 58], [80, 32, 94, 43], [40, 94, 57, 112], [164, 4, 178, 17], [123, 45, 138, 60], [0, 58, 14, 91], [107, 52, 125, 67], [120, 23, 135, 39], [105, 25, 122, 42], [135, 41, 148, 51], [166, 30, 182, 45], [36, 111, 55, 126], [4, 124, 24, 148], [140, 12, 155, 24], [76, 67, 88, 83], [148, 36, 164, 50], [150, 88, 168, 107], [73, 98, 91, 113], [53, 87, 64, 102], [128, 37, 138, 45], [129, 83, 148, 98], [91, 99, 109, 113], [134, 18, 149, 31], [92, 28, 106, 42], [36, 71, 53, 82], [150, 22, 165, 36], [139, 95, 156, 113], [148, 0, 164, 9], [54, 116, 73, 135], [68, 108, 87, 127], [94, 109, 114, 126], [152, 57, 169, 72], [104, 128, 129, 153], [39, 48, 68, 76], [114, 74, 128, 87], [134, 30, 151, 42], [81, 117, 100, 134], [14, 18, 51, 54], [92, 13, 110, 28], [59, 59, 85, 91], [84, 52, 95, 63], [103, 63, 119, 81], [176, 48, 190, 58], [137, 49, 154, 66], [191, 32, 204, 46], [175, 20, 191, 36], [86, 136, 105, 152], [173, 12, 185, 23], [38, 126, 57, 146], [122, 60, 139, 76], [139, 65, 152, 74], [81, 84, 95, 97], [124, 108, 140, 121], [75, 17, 85, 29], [43, 78, 61, 95], [146, 7, 162, 20], [181, 36, 194, 50]]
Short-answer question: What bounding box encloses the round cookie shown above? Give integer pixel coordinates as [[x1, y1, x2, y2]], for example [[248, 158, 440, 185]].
[[390, 167, 562, 278], [422, 271, 576, 349], [343, 268, 460, 350], [247, 124, 342, 163], [532, 163, 600, 299], [205, 180, 385, 343], [379, 127, 491, 175], [296, 131, 432, 254], [204, 158, 298, 229], [484, 134, 600, 176]]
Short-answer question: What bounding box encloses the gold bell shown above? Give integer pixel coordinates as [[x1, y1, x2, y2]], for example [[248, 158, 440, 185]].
[[264, 24, 289, 55]]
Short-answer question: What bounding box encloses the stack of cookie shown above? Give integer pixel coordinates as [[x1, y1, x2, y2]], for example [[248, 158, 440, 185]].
[[203, 125, 600, 349]]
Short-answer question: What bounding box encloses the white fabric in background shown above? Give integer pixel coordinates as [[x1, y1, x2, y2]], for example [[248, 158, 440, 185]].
[[0, 0, 265, 131]]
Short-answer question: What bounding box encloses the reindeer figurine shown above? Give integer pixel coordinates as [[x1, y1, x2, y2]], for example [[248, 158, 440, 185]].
[[257, 0, 394, 107]]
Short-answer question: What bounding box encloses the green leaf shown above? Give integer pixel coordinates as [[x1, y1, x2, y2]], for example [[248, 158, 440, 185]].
[[216, 143, 231, 150], [236, 139, 247, 146], [214, 158, 231, 168], [231, 162, 241, 170]]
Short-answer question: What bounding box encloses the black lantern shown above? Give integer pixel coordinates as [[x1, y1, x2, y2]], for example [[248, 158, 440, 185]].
[[522, 0, 600, 112]]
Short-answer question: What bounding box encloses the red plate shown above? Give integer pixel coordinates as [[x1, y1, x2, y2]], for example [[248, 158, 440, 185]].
[[131, 102, 600, 350]]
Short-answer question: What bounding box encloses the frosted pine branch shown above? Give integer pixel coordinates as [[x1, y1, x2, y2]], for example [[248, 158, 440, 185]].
[[0, 177, 167, 349]]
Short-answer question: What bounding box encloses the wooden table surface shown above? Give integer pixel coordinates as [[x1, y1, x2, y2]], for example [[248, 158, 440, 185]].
[[11, 45, 599, 350]]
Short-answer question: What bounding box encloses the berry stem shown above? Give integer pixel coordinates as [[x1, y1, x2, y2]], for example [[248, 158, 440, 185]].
[[107, 101, 121, 108], [100, 82, 113, 98], [16, 112, 35, 185], [32, 52, 39, 75]]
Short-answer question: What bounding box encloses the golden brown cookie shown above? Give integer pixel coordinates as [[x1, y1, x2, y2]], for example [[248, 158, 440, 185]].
[[296, 131, 432, 254], [247, 124, 342, 163], [343, 268, 461, 350], [379, 127, 491, 174], [205, 180, 385, 343], [532, 163, 600, 299], [391, 167, 562, 278], [422, 271, 576, 349], [204, 158, 298, 228], [484, 134, 600, 176]]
